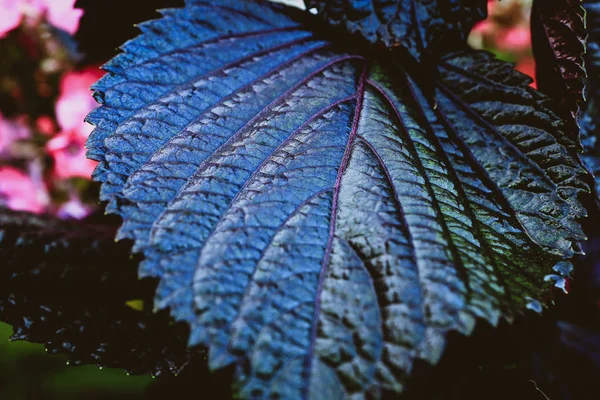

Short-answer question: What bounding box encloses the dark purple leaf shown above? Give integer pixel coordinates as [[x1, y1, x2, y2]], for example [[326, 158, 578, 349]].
[[531, 0, 587, 130], [581, 0, 600, 194], [303, 0, 487, 62], [0, 208, 200, 377]]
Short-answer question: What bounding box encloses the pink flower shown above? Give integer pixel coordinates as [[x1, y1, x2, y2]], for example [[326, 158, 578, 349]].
[[40, 0, 83, 35], [496, 25, 531, 53], [516, 56, 537, 88], [0, 166, 49, 213], [0, 0, 83, 37], [0, 0, 21, 37], [55, 68, 102, 132], [57, 194, 92, 219], [471, 20, 494, 36], [46, 126, 97, 179], [486, 0, 496, 16], [49, 67, 102, 179], [0, 113, 30, 156], [468, 20, 495, 49], [36, 115, 55, 136]]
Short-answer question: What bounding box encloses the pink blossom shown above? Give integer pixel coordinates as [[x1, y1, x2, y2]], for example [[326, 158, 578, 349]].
[[0, 166, 49, 213], [516, 56, 537, 88], [41, 0, 83, 35], [0, 0, 83, 37], [468, 20, 495, 49], [486, 0, 496, 16], [36, 115, 55, 136], [0, 113, 30, 155], [46, 125, 97, 179], [55, 68, 102, 132], [471, 20, 494, 36], [0, 0, 21, 37], [50, 67, 101, 179], [496, 25, 531, 53], [57, 194, 92, 219]]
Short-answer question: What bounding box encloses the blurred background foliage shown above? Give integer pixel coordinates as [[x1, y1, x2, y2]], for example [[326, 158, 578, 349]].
[[0, 0, 538, 398], [0, 321, 152, 399]]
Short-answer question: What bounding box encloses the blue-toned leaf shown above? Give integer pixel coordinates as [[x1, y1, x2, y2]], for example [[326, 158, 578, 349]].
[[86, 0, 588, 397], [303, 0, 487, 63]]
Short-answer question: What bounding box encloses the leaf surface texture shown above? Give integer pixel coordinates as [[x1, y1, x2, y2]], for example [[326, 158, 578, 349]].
[[86, 0, 588, 397]]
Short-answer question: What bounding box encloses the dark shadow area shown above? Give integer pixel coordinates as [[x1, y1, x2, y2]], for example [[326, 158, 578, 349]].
[[75, 0, 185, 65]]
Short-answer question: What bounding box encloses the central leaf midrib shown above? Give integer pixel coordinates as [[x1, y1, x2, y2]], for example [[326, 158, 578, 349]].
[[190, 94, 358, 339], [304, 61, 369, 400]]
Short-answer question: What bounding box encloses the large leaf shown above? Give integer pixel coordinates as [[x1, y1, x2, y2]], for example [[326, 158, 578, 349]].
[[531, 0, 587, 129], [303, 0, 487, 62], [581, 0, 600, 194], [86, 0, 588, 397]]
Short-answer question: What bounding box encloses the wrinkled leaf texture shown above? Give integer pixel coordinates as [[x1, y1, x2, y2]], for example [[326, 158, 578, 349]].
[[85, 0, 588, 397], [304, 0, 487, 63], [531, 0, 587, 132], [582, 0, 600, 194], [0, 208, 201, 376]]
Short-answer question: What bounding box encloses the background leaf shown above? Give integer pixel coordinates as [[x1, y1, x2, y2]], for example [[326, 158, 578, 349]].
[[0, 208, 201, 377], [531, 0, 587, 129], [581, 0, 600, 194], [74, 0, 184, 65], [86, 0, 588, 397], [303, 0, 488, 63]]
